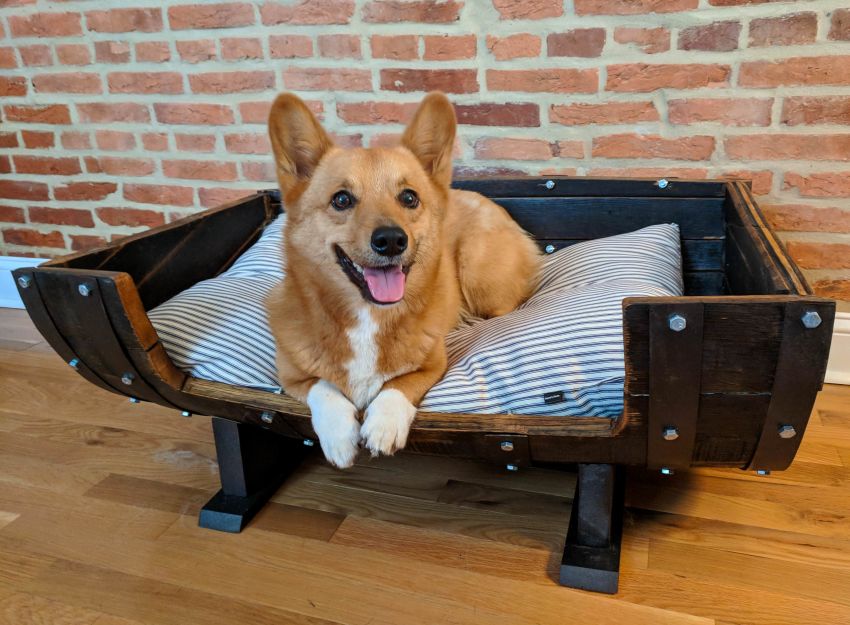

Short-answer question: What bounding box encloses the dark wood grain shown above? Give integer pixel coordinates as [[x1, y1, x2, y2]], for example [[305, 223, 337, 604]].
[[453, 176, 727, 198], [538, 238, 725, 273]]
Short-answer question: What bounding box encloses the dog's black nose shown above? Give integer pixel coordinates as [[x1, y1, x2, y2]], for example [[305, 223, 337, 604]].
[[371, 226, 408, 257]]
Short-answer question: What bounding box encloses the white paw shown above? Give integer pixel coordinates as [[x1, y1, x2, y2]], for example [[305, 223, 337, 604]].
[[306, 380, 360, 469], [361, 389, 417, 457]]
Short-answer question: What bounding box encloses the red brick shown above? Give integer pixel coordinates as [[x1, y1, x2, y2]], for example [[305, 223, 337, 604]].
[[749, 13, 817, 47], [613, 27, 670, 54], [33, 72, 101, 94], [363, 1, 461, 23], [199, 187, 252, 208], [154, 103, 234, 125], [163, 160, 238, 181], [86, 8, 162, 33], [371, 35, 418, 60], [455, 103, 540, 127], [726, 135, 850, 161], [168, 3, 254, 29], [9, 13, 82, 38], [575, 0, 696, 14], [0, 133, 18, 148], [124, 184, 194, 206], [189, 71, 274, 93], [29, 207, 94, 228], [710, 0, 787, 4], [668, 98, 772, 126], [318, 34, 362, 59], [175, 134, 216, 152], [135, 41, 170, 63], [382, 68, 477, 93], [784, 172, 850, 197], [19, 45, 52, 67], [54, 182, 118, 201], [782, 97, 850, 126], [3, 228, 65, 248], [0, 156, 10, 175], [241, 161, 275, 182], [108, 72, 182, 94], [554, 141, 584, 158], [77, 102, 149, 123], [142, 133, 169, 151], [176, 40, 216, 63], [96, 207, 165, 228], [221, 37, 263, 60], [589, 167, 709, 179], [592, 134, 715, 160], [0, 47, 18, 69], [678, 21, 741, 52], [551, 102, 658, 125], [61, 132, 91, 150], [492, 0, 562, 19], [0, 181, 50, 201], [241, 99, 322, 124], [95, 130, 135, 151], [224, 133, 271, 154], [0, 76, 27, 96], [261, 0, 354, 25], [0, 206, 26, 223], [739, 57, 850, 88], [269, 35, 313, 58], [786, 242, 850, 270], [720, 170, 773, 195], [487, 68, 597, 93], [55, 44, 91, 65], [607, 64, 729, 92], [548, 29, 605, 57], [14, 155, 81, 175], [71, 235, 108, 251], [762, 203, 850, 233], [4, 104, 70, 124], [812, 279, 850, 300], [486, 34, 541, 61], [286, 67, 372, 91], [85, 156, 155, 177], [21, 131, 54, 149], [829, 8, 850, 41], [95, 40, 130, 63], [475, 138, 553, 161], [423, 35, 475, 60]]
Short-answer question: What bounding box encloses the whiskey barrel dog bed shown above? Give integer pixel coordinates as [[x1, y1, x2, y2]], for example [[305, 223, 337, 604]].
[[13, 176, 835, 594]]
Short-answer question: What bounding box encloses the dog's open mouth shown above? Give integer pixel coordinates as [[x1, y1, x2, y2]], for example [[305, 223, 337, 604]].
[[334, 245, 410, 305]]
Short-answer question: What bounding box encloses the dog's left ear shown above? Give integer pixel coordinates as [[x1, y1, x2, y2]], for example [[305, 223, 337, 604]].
[[401, 92, 456, 188]]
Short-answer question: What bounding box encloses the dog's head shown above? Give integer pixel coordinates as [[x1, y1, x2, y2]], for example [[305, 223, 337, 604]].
[[268, 92, 455, 307]]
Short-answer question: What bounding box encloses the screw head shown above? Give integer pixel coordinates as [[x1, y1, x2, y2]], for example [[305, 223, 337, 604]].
[[668, 314, 687, 332], [506, 464, 519, 472], [129, 397, 140, 404], [78, 283, 92, 297], [17, 275, 32, 289], [657, 178, 669, 189], [303, 439, 315, 447], [500, 441, 515, 452], [180, 410, 192, 418], [544, 180, 555, 190], [756, 469, 771, 476], [778, 424, 797, 439], [660, 467, 674, 476], [120, 372, 134, 385], [801, 311, 822, 329], [662, 426, 680, 441], [260, 411, 274, 424], [68, 358, 80, 370], [544, 244, 556, 254]]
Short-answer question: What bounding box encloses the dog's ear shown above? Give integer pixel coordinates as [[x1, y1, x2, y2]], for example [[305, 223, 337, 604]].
[[401, 92, 456, 188], [268, 93, 333, 195]]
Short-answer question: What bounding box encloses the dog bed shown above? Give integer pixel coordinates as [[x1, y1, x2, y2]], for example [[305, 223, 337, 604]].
[[147, 217, 683, 418]]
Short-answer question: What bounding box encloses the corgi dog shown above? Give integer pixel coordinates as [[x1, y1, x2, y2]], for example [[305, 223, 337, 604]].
[[266, 91, 540, 468]]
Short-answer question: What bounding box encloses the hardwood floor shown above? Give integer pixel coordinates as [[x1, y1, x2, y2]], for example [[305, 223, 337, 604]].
[[0, 306, 848, 625]]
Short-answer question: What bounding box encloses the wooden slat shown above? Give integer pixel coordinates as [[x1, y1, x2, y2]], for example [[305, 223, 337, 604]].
[[453, 176, 727, 198], [538, 239, 725, 273], [683, 271, 726, 296]]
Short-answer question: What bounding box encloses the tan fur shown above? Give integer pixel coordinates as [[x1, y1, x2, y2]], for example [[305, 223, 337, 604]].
[[266, 91, 540, 462]]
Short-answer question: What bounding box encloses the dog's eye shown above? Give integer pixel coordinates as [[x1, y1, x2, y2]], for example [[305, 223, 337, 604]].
[[331, 190, 354, 211], [398, 189, 419, 209]]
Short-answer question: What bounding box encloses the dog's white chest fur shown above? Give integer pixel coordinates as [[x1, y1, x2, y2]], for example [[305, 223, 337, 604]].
[[345, 307, 388, 409]]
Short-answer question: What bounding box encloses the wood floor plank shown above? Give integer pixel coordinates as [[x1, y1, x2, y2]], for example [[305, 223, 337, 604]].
[[0, 592, 102, 625]]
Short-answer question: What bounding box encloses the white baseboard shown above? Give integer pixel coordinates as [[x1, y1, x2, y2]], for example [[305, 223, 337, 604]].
[[0, 255, 47, 309]]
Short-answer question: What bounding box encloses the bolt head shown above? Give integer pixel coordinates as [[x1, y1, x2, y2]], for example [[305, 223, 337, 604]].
[[662, 426, 680, 441], [801, 311, 822, 329], [303, 439, 315, 447], [180, 411, 192, 418], [500, 441, 515, 452], [78, 283, 92, 297], [17, 275, 32, 289], [121, 372, 134, 385], [129, 397, 140, 404], [657, 178, 669, 189], [260, 411, 274, 424], [544, 244, 556, 254], [668, 314, 687, 332], [506, 464, 519, 472], [544, 180, 555, 190], [756, 469, 771, 476], [68, 358, 80, 370], [660, 467, 674, 476], [778, 424, 797, 439]]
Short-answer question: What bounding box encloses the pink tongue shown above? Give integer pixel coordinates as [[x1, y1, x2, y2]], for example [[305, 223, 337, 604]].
[[363, 265, 405, 303]]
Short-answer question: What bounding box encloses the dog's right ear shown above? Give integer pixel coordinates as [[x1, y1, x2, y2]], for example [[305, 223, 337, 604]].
[[268, 93, 333, 196]]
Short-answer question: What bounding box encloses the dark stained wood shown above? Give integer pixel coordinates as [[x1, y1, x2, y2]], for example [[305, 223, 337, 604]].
[[538, 238, 725, 273], [453, 176, 727, 198], [683, 271, 725, 296]]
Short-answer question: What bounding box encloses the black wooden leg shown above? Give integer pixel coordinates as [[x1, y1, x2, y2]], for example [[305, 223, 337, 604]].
[[559, 464, 625, 594], [199, 417, 310, 533]]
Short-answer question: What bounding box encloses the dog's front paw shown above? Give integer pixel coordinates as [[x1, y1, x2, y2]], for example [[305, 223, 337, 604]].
[[306, 380, 361, 469], [361, 389, 417, 457]]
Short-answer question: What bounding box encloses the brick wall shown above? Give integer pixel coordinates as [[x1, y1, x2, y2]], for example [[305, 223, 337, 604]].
[[1, 0, 850, 301]]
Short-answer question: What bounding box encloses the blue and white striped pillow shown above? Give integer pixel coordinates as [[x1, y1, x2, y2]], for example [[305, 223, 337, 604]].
[[149, 217, 682, 418]]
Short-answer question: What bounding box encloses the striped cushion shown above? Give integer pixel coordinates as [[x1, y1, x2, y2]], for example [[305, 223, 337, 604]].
[[149, 217, 682, 418]]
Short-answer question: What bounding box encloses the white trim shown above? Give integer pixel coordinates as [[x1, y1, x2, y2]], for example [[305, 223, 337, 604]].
[[826, 312, 850, 386], [0, 255, 47, 309]]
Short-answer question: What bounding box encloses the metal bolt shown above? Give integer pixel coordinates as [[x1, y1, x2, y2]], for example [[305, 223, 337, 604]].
[[500, 441, 515, 452], [544, 180, 555, 190], [303, 439, 315, 447], [129, 397, 140, 404], [68, 358, 80, 370], [260, 411, 274, 424], [662, 426, 679, 441], [121, 372, 134, 385], [78, 283, 92, 297], [660, 467, 674, 476], [180, 410, 192, 418], [544, 244, 556, 254], [756, 469, 771, 476], [506, 464, 519, 472], [801, 311, 822, 329], [17, 275, 32, 289], [778, 424, 797, 439], [657, 178, 669, 189], [668, 314, 687, 332]]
